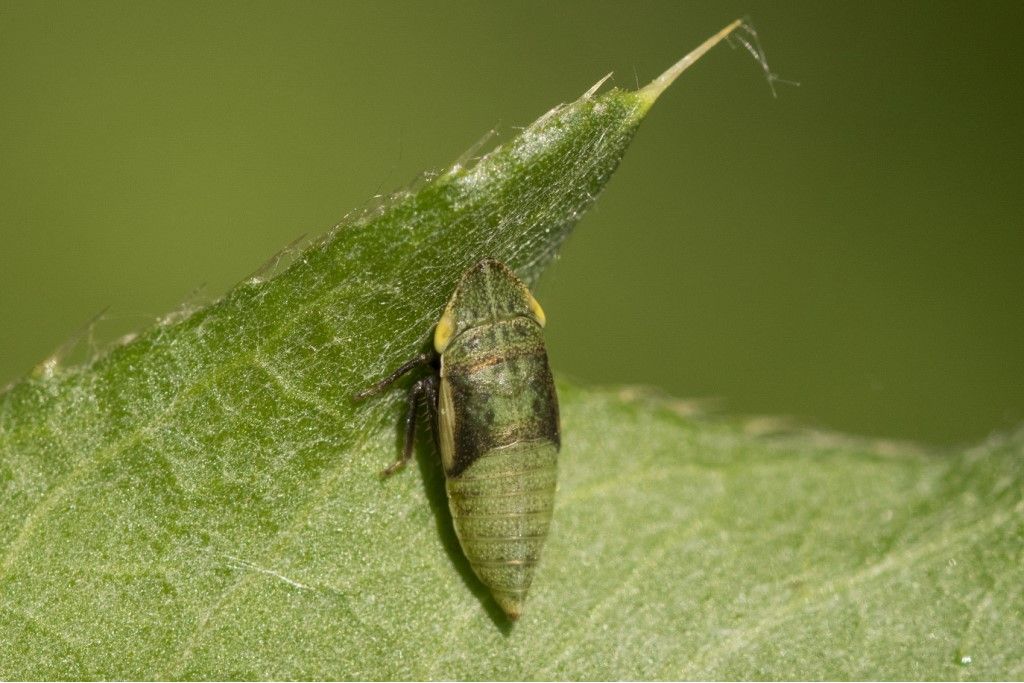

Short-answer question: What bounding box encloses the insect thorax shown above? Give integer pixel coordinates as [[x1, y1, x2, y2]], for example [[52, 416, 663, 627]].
[[437, 316, 559, 478]]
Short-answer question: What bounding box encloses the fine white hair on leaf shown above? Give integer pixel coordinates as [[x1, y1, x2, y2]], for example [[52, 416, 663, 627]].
[[727, 18, 800, 98], [31, 306, 110, 379], [224, 555, 311, 591], [583, 72, 615, 99], [244, 232, 312, 286]]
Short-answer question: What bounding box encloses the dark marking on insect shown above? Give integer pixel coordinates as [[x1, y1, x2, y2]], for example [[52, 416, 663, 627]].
[[354, 258, 559, 620]]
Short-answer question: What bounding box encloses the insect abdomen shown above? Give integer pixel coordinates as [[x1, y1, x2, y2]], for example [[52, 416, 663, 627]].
[[445, 440, 558, 619], [437, 316, 560, 618]]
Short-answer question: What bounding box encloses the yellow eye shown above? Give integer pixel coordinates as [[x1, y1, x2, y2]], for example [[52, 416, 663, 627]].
[[434, 305, 455, 353], [528, 293, 546, 327]]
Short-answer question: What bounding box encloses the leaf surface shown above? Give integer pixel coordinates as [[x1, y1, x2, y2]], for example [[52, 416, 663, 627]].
[[1, 22, 1020, 679]]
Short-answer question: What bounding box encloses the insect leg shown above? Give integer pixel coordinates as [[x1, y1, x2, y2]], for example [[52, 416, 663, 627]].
[[352, 352, 433, 401], [381, 375, 436, 476], [418, 374, 440, 449]]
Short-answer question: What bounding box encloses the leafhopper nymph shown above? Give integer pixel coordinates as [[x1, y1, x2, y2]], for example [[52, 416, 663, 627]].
[[355, 258, 559, 620]]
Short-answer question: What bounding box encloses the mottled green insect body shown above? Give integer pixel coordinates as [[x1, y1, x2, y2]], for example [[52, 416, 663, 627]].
[[356, 258, 559, 620], [435, 260, 559, 619]]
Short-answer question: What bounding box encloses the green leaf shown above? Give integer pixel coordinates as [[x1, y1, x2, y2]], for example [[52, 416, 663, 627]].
[[1, 21, 1021, 679]]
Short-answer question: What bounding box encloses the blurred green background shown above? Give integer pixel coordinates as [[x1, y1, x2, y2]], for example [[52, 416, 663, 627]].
[[1, 2, 1021, 446]]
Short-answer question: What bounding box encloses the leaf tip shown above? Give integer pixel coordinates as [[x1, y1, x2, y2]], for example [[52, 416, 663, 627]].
[[637, 18, 744, 110]]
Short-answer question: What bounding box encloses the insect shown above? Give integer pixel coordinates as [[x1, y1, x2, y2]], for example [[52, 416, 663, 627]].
[[354, 258, 559, 620]]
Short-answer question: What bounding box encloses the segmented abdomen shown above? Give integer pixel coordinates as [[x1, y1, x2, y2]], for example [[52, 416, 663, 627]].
[[445, 440, 558, 619]]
